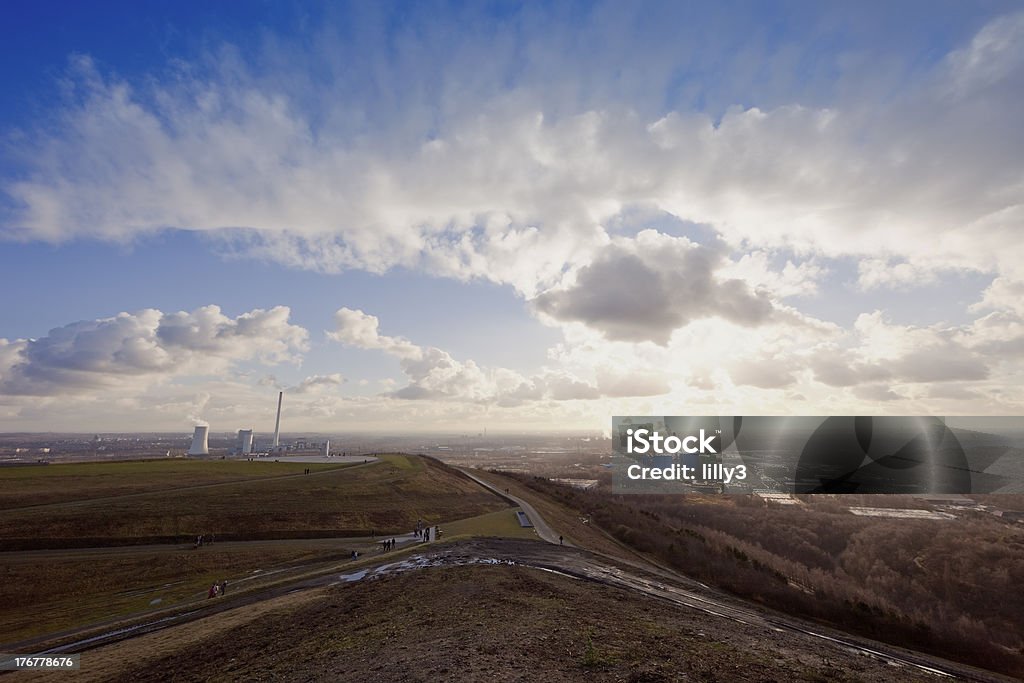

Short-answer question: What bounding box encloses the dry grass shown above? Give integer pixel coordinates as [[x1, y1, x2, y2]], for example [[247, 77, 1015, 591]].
[[0, 455, 508, 548], [30, 564, 936, 682], [0, 542, 362, 644], [470, 469, 646, 563], [441, 508, 539, 541], [0, 456, 519, 644], [0, 459, 347, 510]]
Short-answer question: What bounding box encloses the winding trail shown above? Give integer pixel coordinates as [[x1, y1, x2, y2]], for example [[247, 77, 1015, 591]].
[[458, 468, 571, 546]]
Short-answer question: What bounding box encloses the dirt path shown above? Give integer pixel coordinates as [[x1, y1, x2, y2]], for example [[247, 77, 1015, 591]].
[[0, 530, 410, 562]]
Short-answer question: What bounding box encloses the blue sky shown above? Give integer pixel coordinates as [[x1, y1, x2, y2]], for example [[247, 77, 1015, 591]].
[[1, 1, 1022, 431]]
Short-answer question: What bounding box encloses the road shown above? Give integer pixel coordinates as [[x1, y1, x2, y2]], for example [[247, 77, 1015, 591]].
[[458, 468, 571, 546]]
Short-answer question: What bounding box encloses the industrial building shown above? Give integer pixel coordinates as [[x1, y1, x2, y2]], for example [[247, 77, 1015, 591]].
[[272, 391, 283, 449], [187, 425, 209, 456], [236, 429, 254, 455]]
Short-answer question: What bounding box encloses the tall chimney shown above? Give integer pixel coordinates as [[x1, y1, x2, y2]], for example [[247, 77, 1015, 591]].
[[273, 391, 283, 449]]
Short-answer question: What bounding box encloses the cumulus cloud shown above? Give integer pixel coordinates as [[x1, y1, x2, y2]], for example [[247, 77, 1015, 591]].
[[729, 359, 799, 390], [4, 12, 1022, 297], [2, 9, 1024, 425], [808, 310, 1004, 390], [327, 308, 421, 359], [718, 251, 825, 299], [972, 277, 1024, 318], [328, 307, 523, 401], [533, 231, 774, 344], [291, 373, 346, 394], [0, 305, 307, 395], [326, 306, 673, 403], [853, 385, 903, 402], [857, 259, 941, 291]]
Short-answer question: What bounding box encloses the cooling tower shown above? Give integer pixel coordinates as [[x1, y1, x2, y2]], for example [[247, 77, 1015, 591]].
[[273, 391, 283, 448], [237, 429, 254, 455], [188, 425, 209, 456]]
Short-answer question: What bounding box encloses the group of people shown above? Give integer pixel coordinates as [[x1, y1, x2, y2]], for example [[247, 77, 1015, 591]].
[[194, 533, 215, 548], [207, 579, 228, 599], [412, 523, 440, 542], [380, 538, 398, 552]]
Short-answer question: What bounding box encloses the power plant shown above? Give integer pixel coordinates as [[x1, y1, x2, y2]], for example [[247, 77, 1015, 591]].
[[273, 391, 283, 450], [182, 392, 332, 458], [187, 425, 209, 456], [237, 429, 254, 455]]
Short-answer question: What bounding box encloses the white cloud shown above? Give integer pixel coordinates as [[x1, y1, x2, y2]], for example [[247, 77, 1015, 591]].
[[291, 373, 346, 394], [946, 11, 1024, 95], [327, 308, 420, 359], [807, 309, 1018, 389], [719, 251, 826, 299], [5, 12, 1022, 297], [972, 277, 1024, 318], [853, 384, 903, 402], [2, 11, 1024, 428], [326, 306, 676, 403], [856, 259, 941, 291], [0, 305, 307, 396]]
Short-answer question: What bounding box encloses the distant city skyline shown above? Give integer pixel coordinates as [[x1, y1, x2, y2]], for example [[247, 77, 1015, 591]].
[[1, 2, 1023, 431]]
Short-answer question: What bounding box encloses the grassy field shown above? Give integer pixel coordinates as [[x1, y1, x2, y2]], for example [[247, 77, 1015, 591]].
[[0, 541, 366, 644], [441, 508, 538, 540], [0, 455, 509, 549], [0, 505, 536, 645], [469, 469, 644, 563], [0, 456, 534, 647], [0, 458, 349, 510]]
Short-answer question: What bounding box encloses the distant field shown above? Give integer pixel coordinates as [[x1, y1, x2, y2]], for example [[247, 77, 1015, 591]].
[[0, 455, 509, 549], [0, 459, 350, 510]]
